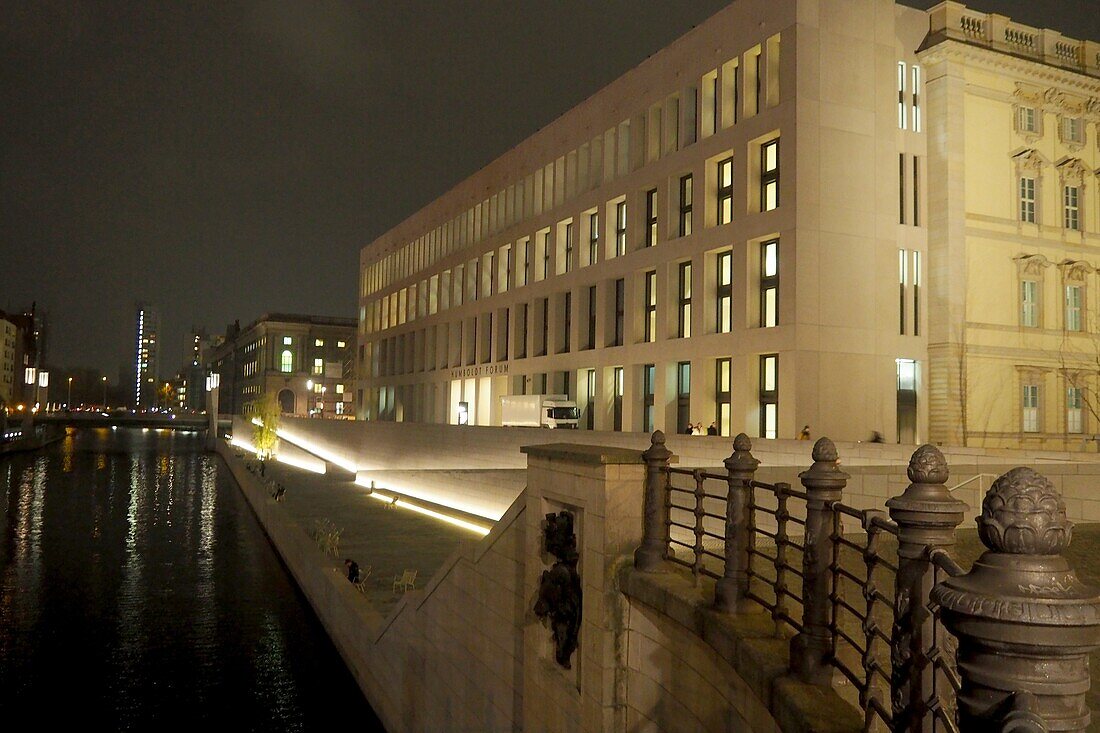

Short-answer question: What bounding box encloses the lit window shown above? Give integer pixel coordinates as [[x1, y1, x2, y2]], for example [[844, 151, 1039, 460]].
[[1020, 177, 1036, 223], [679, 174, 693, 237], [897, 61, 907, 130], [313, 358, 323, 375], [283, 336, 292, 345], [646, 189, 658, 247], [337, 340, 346, 348], [761, 240, 778, 327], [759, 355, 778, 439], [1066, 285, 1083, 332], [715, 357, 731, 436], [1021, 280, 1039, 328], [761, 139, 779, 211], [717, 157, 733, 224], [315, 339, 324, 347], [716, 250, 732, 333], [1022, 384, 1039, 433], [1064, 186, 1080, 231], [644, 271, 657, 343], [336, 384, 344, 394], [615, 201, 627, 257], [911, 65, 921, 132], [1068, 386, 1084, 434], [280, 350, 293, 372], [678, 261, 692, 338]]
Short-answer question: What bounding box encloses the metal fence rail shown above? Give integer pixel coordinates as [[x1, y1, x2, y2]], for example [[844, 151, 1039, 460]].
[[633, 431, 1100, 732]]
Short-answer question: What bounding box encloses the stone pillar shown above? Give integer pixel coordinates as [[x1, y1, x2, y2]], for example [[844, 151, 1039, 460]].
[[885, 444, 967, 731], [521, 442, 648, 733], [932, 467, 1100, 732], [714, 433, 758, 613], [790, 437, 847, 685], [633, 431, 672, 572]]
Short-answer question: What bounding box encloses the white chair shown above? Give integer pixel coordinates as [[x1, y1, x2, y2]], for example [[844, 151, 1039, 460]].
[[392, 569, 417, 593], [354, 565, 373, 594]]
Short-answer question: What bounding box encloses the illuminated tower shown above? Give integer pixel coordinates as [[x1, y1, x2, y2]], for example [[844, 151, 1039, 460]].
[[134, 303, 160, 410]]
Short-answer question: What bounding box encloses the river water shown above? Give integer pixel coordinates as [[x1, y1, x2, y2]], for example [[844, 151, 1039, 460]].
[[0, 427, 382, 730]]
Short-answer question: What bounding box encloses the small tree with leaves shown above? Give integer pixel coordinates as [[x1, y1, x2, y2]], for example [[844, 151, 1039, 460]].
[[250, 392, 281, 459]]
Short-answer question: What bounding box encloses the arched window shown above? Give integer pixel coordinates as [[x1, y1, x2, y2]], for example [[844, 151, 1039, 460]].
[[280, 349, 293, 373]]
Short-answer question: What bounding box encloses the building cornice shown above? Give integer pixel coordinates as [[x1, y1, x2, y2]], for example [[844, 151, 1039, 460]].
[[918, 40, 1100, 97]]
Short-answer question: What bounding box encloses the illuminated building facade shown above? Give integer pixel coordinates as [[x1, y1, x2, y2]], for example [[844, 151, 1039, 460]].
[[134, 302, 159, 410], [356, 0, 1100, 447], [206, 313, 356, 418]]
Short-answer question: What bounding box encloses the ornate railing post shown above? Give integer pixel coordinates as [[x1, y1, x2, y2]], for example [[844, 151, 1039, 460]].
[[634, 430, 672, 572], [932, 467, 1100, 732], [714, 433, 759, 613], [791, 437, 848, 685], [885, 445, 967, 730]]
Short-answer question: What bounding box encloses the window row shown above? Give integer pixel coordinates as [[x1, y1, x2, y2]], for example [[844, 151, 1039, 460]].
[[1019, 379, 1089, 435], [361, 36, 782, 298], [363, 141, 779, 336], [1018, 177, 1089, 231]]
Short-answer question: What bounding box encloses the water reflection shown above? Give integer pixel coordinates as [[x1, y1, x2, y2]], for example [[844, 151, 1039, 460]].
[[0, 428, 380, 729]]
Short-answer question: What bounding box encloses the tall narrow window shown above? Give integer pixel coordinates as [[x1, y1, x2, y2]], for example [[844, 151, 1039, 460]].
[[1022, 384, 1039, 433], [588, 213, 599, 265], [912, 251, 921, 336], [280, 350, 293, 373], [677, 362, 691, 434], [585, 369, 595, 430], [523, 239, 532, 285], [1064, 186, 1080, 231], [562, 292, 572, 352], [899, 154, 906, 225], [759, 354, 778, 439], [646, 188, 658, 247], [761, 139, 779, 211], [587, 285, 596, 349], [1021, 280, 1039, 328], [1018, 106, 1037, 133], [678, 261, 693, 338], [897, 61, 907, 130], [716, 357, 731, 437], [717, 157, 734, 224], [1020, 177, 1036, 223], [313, 357, 323, 375], [899, 249, 908, 335], [539, 298, 548, 356], [613, 366, 624, 431], [615, 201, 627, 256], [761, 240, 778, 328], [499, 309, 510, 361], [643, 364, 655, 433], [644, 271, 657, 343], [518, 303, 528, 358], [613, 278, 625, 346], [679, 174, 693, 237], [564, 222, 574, 273], [911, 65, 921, 132], [716, 250, 732, 333], [503, 246, 512, 292], [1066, 284, 1083, 332], [542, 230, 551, 278], [912, 155, 920, 226], [1068, 386, 1084, 434]]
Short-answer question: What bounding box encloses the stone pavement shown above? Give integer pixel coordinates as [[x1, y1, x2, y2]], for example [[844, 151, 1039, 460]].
[[259, 458, 472, 617]]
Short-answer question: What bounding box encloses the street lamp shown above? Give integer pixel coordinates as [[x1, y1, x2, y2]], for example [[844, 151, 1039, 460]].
[[67, 377, 73, 408], [101, 376, 107, 409]]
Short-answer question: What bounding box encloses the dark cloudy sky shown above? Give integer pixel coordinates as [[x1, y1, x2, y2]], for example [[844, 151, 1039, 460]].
[[2, 1, 1096, 377]]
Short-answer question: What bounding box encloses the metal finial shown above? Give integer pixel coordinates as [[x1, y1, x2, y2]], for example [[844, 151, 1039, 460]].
[[907, 444, 949, 485], [733, 432, 752, 452], [977, 467, 1072, 555], [811, 437, 837, 463]]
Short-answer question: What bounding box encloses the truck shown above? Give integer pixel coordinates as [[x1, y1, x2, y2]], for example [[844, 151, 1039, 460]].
[[500, 394, 579, 429]]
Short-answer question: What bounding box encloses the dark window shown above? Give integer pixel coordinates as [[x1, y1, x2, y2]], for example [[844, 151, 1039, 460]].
[[499, 308, 509, 361], [613, 278, 625, 346], [585, 368, 595, 430], [587, 285, 596, 350], [518, 303, 528, 358], [679, 175, 693, 237], [564, 222, 574, 273], [613, 366, 624, 431], [589, 212, 599, 265], [523, 239, 532, 285], [643, 364, 655, 433], [542, 231, 551, 278], [677, 362, 691, 434], [539, 298, 548, 355], [562, 291, 571, 353]]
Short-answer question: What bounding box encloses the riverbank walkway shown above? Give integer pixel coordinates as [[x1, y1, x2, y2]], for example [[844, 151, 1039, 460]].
[[239, 453, 473, 616]]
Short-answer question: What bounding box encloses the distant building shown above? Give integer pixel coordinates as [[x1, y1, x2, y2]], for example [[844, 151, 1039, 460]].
[[356, 0, 1100, 449], [205, 313, 356, 418], [0, 304, 44, 408], [134, 303, 160, 410], [0, 318, 16, 406]]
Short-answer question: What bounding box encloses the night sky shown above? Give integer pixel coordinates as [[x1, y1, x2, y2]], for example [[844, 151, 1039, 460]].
[[2, 1, 1097, 377]]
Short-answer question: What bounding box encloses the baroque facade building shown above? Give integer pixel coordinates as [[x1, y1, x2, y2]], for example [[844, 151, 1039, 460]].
[[356, 0, 1100, 448], [206, 313, 356, 419]]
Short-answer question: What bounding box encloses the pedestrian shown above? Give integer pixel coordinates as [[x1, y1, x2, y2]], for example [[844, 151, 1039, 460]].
[[798, 425, 811, 440], [706, 422, 718, 436], [683, 424, 693, 435], [870, 430, 884, 443], [345, 558, 360, 584]]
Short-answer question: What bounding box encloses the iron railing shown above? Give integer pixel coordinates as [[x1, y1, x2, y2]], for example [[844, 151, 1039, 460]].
[[634, 431, 1100, 732]]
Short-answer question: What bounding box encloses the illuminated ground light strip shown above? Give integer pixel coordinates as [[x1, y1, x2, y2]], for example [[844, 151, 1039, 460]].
[[234, 431, 326, 474], [250, 418, 358, 474], [365, 490, 491, 536]]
